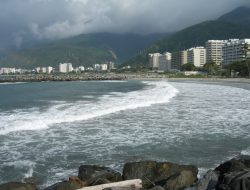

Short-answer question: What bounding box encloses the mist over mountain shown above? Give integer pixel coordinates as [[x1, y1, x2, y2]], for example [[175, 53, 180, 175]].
[[0, 33, 166, 69], [1, 5, 250, 69]]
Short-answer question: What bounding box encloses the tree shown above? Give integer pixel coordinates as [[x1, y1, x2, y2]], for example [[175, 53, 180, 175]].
[[203, 62, 219, 75], [181, 63, 197, 71], [224, 61, 249, 77]]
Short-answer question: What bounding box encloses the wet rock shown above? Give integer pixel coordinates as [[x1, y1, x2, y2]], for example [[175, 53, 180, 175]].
[[122, 161, 198, 189], [44, 176, 86, 190], [147, 186, 165, 190], [163, 170, 197, 190], [192, 170, 219, 190], [78, 165, 122, 186], [215, 155, 250, 175], [122, 161, 157, 185], [0, 182, 37, 190], [217, 170, 250, 190], [103, 186, 142, 190]]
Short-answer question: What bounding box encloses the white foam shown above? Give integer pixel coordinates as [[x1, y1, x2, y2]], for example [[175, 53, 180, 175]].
[[6, 160, 35, 178], [0, 82, 27, 85], [241, 148, 250, 156], [0, 81, 178, 135]]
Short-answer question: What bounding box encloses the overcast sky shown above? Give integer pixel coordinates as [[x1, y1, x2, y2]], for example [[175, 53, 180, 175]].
[[0, 0, 250, 47]]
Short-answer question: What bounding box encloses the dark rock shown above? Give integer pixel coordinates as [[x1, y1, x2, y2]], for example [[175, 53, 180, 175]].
[[122, 161, 198, 189], [215, 156, 250, 175], [147, 186, 165, 190], [0, 182, 37, 190], [217, 170, 250, 190], [103, 187, 142, 190], [44, 181, 81, 190], [122, 161, 157, 185], [78, 165, 122, 186], [163, 170, 197, 190], [195, 170, 219, 190]]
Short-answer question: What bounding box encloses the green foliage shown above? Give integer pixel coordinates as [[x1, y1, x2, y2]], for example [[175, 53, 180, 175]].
[[203, 62, 219, 75], [181, 63, 197, 71], [223, 60, 250, 77]]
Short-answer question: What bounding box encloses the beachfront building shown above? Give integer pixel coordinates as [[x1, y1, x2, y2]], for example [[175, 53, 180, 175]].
[[46, 66, 53, 74], [93, 64, 101, 71], [59, 63, 73, 73], [0, 68, 16, 74], [106, 61, 115, 70], [171, 50, 188, 70], [149, 53, 161, 69], [206, 40, 227, 66], [187, 47, 206, 67], [100, 64, 108, 71], [158, 52, 172, 72], [222, 39, 250, 65]]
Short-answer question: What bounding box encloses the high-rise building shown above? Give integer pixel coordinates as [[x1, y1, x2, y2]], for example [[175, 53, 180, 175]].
[[171, 50, 188, 70], [59, 63, 73, 73], [158, 52, 172, 71], [187, 47, 206, 67], [46, 66, 53, 74], [206, 40, 227, 65], [149, 53, 161, 69], [222, 39, 250, 65]]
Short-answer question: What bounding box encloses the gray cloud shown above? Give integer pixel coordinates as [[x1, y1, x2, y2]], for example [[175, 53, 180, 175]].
[[0, 0, 250, 47]]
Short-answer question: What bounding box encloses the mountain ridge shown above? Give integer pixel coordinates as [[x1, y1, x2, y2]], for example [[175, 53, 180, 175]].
[[124, 6, 250, 68], [1, 6, 250, 69]]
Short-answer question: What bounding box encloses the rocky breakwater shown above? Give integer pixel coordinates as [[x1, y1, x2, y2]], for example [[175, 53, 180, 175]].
[[1, 156, 250, 190], [0, 161, 197, 190]]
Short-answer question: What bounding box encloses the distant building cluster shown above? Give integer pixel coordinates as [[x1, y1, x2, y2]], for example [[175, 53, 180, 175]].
[[149, 38, 250, 72], [0, 68, 31, 75], [0, 61, 116, 75]]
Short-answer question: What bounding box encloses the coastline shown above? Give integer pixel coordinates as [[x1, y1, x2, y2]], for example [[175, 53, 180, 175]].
[[1, 73, 250, 84]]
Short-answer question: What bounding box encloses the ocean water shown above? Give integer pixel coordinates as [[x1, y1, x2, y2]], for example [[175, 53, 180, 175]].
[[0, 80, 250, 188]]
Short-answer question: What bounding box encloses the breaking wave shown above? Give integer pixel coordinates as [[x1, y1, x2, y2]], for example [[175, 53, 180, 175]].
[[0, 81, 178, 135]]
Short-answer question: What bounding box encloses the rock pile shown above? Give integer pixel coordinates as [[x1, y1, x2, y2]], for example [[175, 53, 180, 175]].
[[1, 156, 250, 190]]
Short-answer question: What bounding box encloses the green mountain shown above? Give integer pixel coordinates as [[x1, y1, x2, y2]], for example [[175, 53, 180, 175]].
[[218, 6, 250, 26], [0, 33, 165, 69], [124, 7, 250, 68]]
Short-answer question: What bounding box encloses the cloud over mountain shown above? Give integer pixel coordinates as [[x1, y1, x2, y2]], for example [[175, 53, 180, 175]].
[[0, 0, 250, 47]]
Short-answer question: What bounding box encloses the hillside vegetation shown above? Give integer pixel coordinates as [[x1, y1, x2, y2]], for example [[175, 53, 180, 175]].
[[124, 6, 250, 68]]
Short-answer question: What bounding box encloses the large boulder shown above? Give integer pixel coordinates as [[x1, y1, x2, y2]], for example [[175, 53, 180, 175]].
[[0, 182, 37, 190], [194, 170, 219, 190], [215, 155, 250, 175], [122, 161, 198, 189], [217, 170, 250, 190], [44, 176, 86, 190], [78, 165, 122, 186], [214, 155, 250, 189]]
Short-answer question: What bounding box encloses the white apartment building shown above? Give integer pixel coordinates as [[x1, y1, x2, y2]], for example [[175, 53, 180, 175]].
[[158, 52, 172, 71], [46, 66, 53, 74], [59, 63, 73, 73], [0, 68, 16, 74], [222, 39, 250, 65], [187, 47, 206, 67], [149, 53, 161, 69], [206, 40, 227, 65], [100, 64, 108, 71]]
